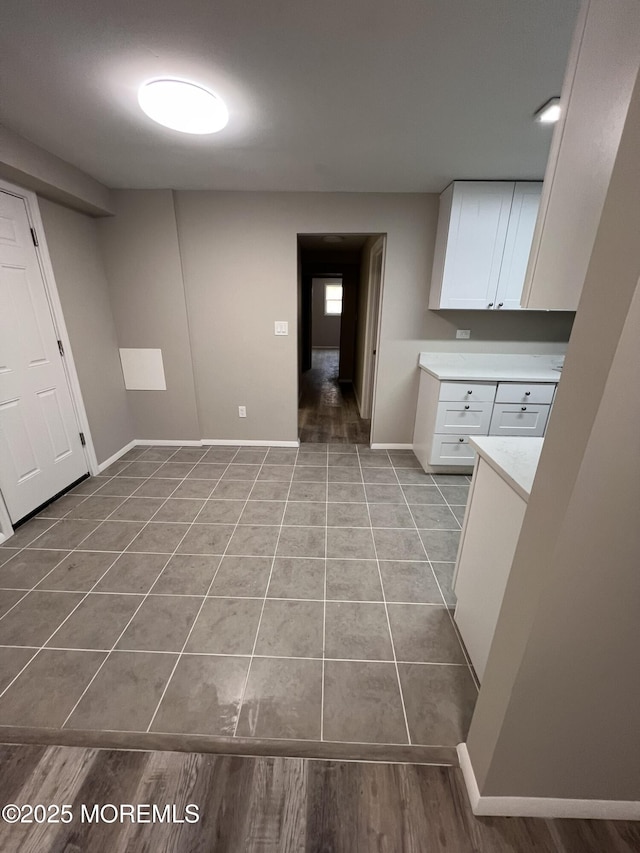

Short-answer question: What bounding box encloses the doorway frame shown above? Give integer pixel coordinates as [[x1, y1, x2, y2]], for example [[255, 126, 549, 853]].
[[0, 178, 99, 542], [360, 235, 386, 423]]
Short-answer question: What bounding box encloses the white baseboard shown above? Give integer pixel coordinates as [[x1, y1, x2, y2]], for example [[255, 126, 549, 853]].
[[370, 443, 413, 450], [134, 439, 203, 447], [97, 440, 137, 473], [202, 439, 300, 448], [457, 743, 640, 820]]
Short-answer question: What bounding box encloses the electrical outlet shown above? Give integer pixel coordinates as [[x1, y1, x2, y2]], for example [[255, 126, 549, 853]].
[[456, 329, 471, 339], [238, 406, 247, 418]]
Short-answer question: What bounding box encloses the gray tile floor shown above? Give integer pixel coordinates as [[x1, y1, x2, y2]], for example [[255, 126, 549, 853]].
[[0, 444, 477, 749]]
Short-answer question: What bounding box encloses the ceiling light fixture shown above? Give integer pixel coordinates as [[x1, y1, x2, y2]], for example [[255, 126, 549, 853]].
[[534, 97, 561, 124], [138, 79, 228, 134], [322, 235, 345, 243]]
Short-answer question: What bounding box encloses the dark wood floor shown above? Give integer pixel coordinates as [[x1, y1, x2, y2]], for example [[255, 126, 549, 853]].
[[299, 349, 371, 444], [0, 744, 638, 852]]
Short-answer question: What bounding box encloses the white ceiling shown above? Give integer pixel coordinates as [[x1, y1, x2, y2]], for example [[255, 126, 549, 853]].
[[0, 0, 580, 192]]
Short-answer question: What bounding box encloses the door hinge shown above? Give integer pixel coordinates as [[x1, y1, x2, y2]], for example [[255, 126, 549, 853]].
[[30, 227, 38, 247], [57, 339, 64, 357], [79, 432, 86, 446]]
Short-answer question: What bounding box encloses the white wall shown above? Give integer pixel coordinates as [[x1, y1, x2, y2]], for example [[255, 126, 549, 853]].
[[38, 198, 133, 463]]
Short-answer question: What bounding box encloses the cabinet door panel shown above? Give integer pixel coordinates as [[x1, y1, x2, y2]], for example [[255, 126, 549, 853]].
[[434, 402, 493, 435], [439, 381, 497, 403], [495, 182, 542, 310], [489, 403, 550, 436], [495, 382, 555, 404], [439, 182, 515, 309], [429, 435, 476, 466]]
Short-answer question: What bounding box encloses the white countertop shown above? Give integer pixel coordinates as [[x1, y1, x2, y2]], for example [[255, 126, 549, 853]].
[[418, 352, 564, 382], [469, 437, 543, 502]]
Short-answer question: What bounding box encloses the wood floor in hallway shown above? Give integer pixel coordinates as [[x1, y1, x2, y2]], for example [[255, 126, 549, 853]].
[[298, 349, 371, 444], [0, 743, 638, 853]]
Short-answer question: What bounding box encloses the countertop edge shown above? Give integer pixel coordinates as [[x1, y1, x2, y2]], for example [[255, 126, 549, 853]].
[[469, 437, 543, 502]]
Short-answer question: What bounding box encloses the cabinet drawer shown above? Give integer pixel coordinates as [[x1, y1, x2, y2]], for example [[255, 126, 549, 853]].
[[495, 382, 556, 404], [435, 402, 493, 435], [489, 404, 550, 436], [430, 435, 476, 466], [439, 381, 497, 403]]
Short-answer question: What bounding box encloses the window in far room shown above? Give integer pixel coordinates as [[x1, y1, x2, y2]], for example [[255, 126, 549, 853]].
[[324, 283, 343, 315]]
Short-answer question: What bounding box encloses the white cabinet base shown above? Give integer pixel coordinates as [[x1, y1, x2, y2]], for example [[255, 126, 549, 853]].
[[453, 458, 526, 682]]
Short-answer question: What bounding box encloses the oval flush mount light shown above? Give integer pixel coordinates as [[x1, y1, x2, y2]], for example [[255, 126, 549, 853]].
[[323, 235, 345, 243], [138, 79, 228, 134]]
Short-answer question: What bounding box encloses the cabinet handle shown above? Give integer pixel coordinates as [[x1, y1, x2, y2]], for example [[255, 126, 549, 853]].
[[467, 390, 472, 395], [525, 391, 531, 396], [488, 302, 494, 307], [521, 406, 527, 411], [464, 405, 470, 409], [458, 438, 464, 442], [498, 302, 504, 308]]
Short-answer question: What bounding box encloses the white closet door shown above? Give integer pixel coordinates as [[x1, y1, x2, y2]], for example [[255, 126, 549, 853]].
[[0, 190, 88, 523], [494, 182, 542, 310], [439, 182, 515, 309]]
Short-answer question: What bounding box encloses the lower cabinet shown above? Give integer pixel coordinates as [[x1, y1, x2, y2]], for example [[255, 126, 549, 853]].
[[453, 457, 527, 681], [413, 373, 557, 471]]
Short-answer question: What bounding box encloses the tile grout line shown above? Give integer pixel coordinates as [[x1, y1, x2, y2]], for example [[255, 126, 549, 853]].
[[0, 444, 231, 706], [59, 447, 243, 729], [0, 548, 124, 703], [358, 446, 413, 746], [397, 465, 479, 690], [144, 445, 285, 735], [0, 643, 471, 665], [230, 445, 301, 738], [321, 446, 329, 741], [0, 454, 178, 631], [0, 458, 173, 698], [0, 590, 460, 606]]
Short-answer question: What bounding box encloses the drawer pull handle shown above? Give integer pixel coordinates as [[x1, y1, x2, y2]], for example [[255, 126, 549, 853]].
[[459, 438, 465, 442], [467, 390, 472, 395], [525, 391, 531, 396], [521, 406, 527, 411], [464, 405, 470, 409]]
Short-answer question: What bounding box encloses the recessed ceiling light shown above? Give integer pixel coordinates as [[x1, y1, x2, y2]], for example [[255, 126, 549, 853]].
[[138, 79, 228, 134], [323, 235, 345, 243], [534, 97, 561, 124]]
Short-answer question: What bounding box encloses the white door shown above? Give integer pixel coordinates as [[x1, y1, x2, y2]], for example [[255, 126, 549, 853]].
[[0, 190, 88, 523], [439, 182, 515, 309], [494, 182, 542, 310]]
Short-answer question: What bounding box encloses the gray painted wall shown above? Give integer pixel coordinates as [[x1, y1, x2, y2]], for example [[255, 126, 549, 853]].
[[89, 189, 573, 446], [466, 62, 640, 803], [97, 190, 200, 441], [311, 278, 341, 348], [38, 198, 133, 464]]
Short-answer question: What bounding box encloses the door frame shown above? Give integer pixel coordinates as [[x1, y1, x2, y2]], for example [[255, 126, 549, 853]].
[[0, 178, 98, 540], [360, 236, 386, 423]]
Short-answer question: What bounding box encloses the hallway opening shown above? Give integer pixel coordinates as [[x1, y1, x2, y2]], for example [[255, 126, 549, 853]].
[[297, 234, 385, 444]]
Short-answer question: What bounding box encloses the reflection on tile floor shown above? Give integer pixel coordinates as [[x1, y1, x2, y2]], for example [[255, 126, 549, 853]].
[[0, 444, 477, 751]]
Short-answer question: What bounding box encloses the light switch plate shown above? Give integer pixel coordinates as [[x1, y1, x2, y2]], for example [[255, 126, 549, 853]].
[[275, 321, 288, 336], [456, 329, 471, 339]]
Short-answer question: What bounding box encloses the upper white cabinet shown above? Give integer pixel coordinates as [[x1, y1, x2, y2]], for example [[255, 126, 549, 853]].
[[521, 0, 640, 311], [429, 181, 541, 310]]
